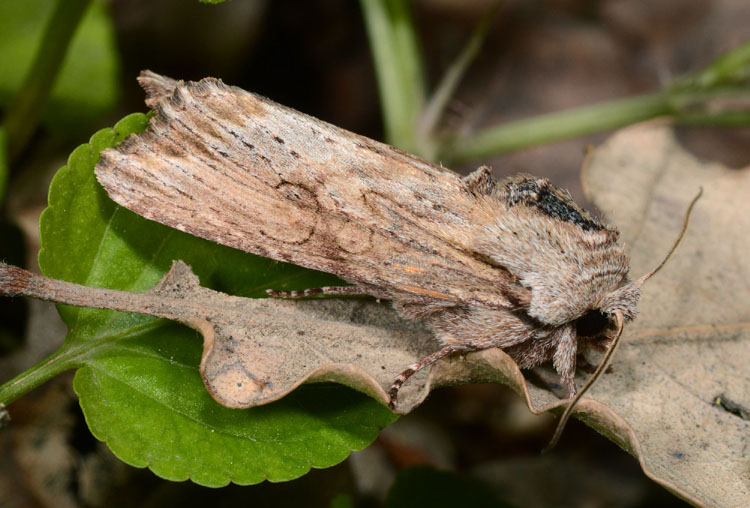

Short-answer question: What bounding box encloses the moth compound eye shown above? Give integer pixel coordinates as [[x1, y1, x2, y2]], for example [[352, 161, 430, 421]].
[[575, 309, 610, 337]]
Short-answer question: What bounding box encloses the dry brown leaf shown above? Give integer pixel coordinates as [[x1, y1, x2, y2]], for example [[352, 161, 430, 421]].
[[0, 261, 433, 409], [0, 260, 521, 413], [393, 122, 750, 506], [572, 122, 750, 507], [422, 122, 749, 506], [441, 122, 750, 507]]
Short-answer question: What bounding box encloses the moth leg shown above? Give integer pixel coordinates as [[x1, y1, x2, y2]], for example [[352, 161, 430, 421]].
[[577, 354, 614, 375], [388, 343, 476, 410], [552, 325, 578, 398], [266, 286, 367, 299], [576, 355, 596, 374]]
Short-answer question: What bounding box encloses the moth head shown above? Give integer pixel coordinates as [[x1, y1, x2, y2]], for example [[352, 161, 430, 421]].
[[545, 188, 703, 452], [580, 187, 704, 340], [571, 283, 639, 346]]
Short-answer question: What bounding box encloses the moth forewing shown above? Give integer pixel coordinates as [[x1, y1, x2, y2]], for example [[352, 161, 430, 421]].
[[98, 73, 516, 310], [95, 71, 637, 413]]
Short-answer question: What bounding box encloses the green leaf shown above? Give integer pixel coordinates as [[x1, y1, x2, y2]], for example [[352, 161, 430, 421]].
[[329, 493, 355, 508], [360, 0, 426, 155], [385, 466, 516, 508], [0, 0, 119, 133], [36, 113, 396, 486]]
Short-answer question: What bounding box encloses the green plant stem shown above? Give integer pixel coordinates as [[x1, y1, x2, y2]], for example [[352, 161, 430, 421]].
[[443, 41, 750, 164], [0, 345, 78, 405], [417, 5, 496, 161], [4, 0, 92, 161], [445, 92, 673, 164], [676, 111, 750, 126], [360, 0, 425, 154]]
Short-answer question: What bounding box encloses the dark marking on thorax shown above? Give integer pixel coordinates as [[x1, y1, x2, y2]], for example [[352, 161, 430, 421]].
[[505, 177, 604, 232]]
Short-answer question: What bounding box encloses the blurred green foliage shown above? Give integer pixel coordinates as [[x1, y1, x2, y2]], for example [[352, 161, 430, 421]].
[[0, 0, 119, 135]]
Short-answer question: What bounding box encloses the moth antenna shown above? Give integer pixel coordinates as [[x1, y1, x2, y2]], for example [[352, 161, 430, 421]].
[[636, 188, 703, 287], [543, 310, 625, 453]]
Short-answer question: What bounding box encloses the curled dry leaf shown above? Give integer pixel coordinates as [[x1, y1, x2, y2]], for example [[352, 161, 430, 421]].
[[0, 260, 525, 414], [0, 261, 423, 410]]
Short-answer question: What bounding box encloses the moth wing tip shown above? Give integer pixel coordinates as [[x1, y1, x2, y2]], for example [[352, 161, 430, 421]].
[[137, 70, 180, 108]]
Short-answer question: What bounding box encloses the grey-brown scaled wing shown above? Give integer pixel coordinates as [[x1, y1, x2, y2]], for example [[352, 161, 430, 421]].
[[95, 72, 516, 310]]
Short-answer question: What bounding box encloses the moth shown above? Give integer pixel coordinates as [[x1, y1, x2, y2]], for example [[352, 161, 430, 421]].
[[95, 72, 696, 437]]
